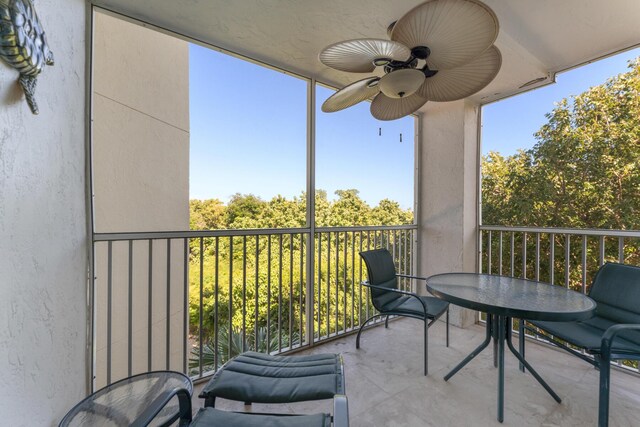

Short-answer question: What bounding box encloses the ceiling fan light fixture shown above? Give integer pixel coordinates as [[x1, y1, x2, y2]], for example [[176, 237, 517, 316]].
[[379, 68, 425, 99], [366, 78, 380, 88], [373, 57, 392, 66]]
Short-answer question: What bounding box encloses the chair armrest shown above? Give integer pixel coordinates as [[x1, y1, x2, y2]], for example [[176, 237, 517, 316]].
[[601, 324, 640, 360], [130, 387, 192, 427], [396, 273, 428, 281], [333, 395, 349, 427], [361, 282, 427, 314]]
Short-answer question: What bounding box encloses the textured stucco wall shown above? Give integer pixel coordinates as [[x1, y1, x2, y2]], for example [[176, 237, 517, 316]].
[[0, 0, 87, 425], [418, 100, 479, 328]]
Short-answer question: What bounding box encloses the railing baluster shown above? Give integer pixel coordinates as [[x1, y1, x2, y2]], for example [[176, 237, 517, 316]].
[[289, 234, 294, 349], [255, 235, 259, 351], [581, 235, 587, 294], [335, 231, 339, 335], [498, 231, 503, 275], [299, 233, 304, 346], [317, 232, 322, 339], [343, 231, 347, 334], [147, 240, 153, 372], [242, 236, 247, 353], [411, 230, 415, 288], [128, 240, 133, 377], [549, 234, 555, 285], [397, 230, 402, 289], [510, 232, 515, 277], [565, 234, 571, 289], [366, 231, 371, 319], [107, 241, 113, 385], [183, 238, 188, 374], [351, 231, 355, 330], [199, 237, 204, 377], [487, 230, 492, 274], [599, 236, 605, 266], [359, 231, 363, 326], [267, 235, 271, 351], [228, 237, 233, 362], [214, 237, 219, 370], [618, 237, 625, 263], [166, 239, 171, 370], [327, 232, 331, 337], [535, 233, 540, 281], [278, 234, 283, 353], [522, 232, 527, 279]]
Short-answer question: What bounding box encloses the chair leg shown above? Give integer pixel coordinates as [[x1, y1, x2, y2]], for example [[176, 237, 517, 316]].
[[446, 307, 450, 347], [356, 315, 380, 349], [598, 358, 611, 427], [385, 315, 390, 328], [204, 396, 216, 408], [424, 318, 429, 376], [519, 320, 525, 372]]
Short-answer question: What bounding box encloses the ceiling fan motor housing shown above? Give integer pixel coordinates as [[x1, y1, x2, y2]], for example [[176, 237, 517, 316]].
[[411, 46, 431, 60]]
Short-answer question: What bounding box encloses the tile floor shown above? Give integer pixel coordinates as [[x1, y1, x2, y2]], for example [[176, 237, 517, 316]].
[[192, 319, 640, 426]]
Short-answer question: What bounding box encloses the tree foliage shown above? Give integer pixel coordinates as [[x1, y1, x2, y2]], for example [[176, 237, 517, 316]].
[[187, 189, 414, 371], [482, 58, 640, 230]]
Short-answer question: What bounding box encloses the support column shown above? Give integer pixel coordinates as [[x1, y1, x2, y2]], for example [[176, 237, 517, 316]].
[[417, 100, 480, 328]]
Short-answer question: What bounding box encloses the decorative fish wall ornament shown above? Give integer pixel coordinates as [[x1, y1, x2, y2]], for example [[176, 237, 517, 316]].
[[0, 0, 54, 114]]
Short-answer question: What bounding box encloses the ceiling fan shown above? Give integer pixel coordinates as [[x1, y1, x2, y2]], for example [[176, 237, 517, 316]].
[[318, 0, 501, 121]]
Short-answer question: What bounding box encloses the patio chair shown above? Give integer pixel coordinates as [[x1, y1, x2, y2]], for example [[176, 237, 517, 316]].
[[519, 262, 640, 427], [358, 248, 450, 375]]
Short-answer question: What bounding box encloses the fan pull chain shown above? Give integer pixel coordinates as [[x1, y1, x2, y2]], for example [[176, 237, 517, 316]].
[[379, 127, 382, 136], [400, 133, 403, 143]]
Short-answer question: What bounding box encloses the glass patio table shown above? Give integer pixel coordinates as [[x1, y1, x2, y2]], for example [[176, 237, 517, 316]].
[[58, 371, 193, 426], [425, 273, 596, 423]]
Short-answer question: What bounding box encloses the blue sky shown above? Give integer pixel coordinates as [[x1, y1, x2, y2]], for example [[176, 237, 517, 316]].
[[482, 47, 640, 156], [190, 43, 639, 209], [189, 44, 414, 209]]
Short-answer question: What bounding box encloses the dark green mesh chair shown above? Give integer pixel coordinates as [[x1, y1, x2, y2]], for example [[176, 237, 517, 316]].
[[520, 262, 640, 427], [358, 249, 450, 375]]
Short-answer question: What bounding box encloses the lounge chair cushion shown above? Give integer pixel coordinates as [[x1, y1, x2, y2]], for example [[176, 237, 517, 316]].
[[190, 407, 331, 427], [200, 352, 343, 404]]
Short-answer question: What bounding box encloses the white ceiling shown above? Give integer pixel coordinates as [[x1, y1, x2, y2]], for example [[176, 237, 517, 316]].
[[92, 0, 640, 105]]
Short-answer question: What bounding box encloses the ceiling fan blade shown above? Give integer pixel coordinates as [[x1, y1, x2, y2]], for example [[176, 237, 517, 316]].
[[391, 0, 499, 70], [319, 39, 411, 73], [370, 92, 427, 121], [417, 45, 501, 101], [322, 77, 381, 112]]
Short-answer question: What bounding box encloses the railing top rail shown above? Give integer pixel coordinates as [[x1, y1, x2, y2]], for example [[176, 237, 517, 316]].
[[316, 224, 416, 233], [93, 224, 417, 242], [480, 225, 640, 238]]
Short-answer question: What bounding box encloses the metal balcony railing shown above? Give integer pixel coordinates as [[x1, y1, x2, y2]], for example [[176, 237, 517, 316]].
[[479, 225, 640, 373], [92, 225, 416, 389]]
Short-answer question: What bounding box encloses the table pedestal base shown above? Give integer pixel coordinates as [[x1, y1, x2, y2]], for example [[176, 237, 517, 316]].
[[444, 315, 561, 423]]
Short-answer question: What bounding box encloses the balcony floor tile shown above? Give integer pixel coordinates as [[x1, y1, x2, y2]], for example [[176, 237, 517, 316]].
[[193, 318, 640, 426]]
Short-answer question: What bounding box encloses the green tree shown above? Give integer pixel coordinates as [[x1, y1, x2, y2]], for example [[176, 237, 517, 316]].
[[226, 193, 266, 228], [483, 58, 640, 230], [190, 199, 225, 229]]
